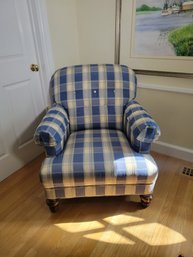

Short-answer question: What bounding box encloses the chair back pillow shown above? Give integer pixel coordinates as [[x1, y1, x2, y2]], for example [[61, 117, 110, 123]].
[[50, 64, 137, 132]]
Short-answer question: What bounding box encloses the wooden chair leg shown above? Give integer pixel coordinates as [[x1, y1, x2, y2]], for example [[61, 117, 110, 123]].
[[46, 199, 60, 213], [140, 194, 153, 208]]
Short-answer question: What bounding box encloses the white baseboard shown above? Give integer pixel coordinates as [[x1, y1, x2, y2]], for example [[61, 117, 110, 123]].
[[152, 141, 193, 163]]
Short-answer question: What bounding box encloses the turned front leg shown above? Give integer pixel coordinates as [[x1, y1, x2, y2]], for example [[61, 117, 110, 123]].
[[46, 199, 60, 212], [140, 194, 153, 208]]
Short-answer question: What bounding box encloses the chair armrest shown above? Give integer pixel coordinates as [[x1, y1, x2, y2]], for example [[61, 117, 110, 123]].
[[123, 100, 161, 153], [34, 104, 70, 156]]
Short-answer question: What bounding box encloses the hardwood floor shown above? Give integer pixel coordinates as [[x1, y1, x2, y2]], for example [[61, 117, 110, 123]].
[[0, 152, 193, 257]]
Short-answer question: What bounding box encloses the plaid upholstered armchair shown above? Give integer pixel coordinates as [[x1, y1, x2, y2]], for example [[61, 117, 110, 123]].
[[34, 64, 160, 212]]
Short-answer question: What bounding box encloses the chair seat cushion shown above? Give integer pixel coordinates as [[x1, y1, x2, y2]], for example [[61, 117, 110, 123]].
[[40, 129, 158, 189]]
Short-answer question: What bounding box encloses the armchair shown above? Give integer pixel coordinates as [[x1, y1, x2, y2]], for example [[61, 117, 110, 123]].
[[34, 64, 160, 212]]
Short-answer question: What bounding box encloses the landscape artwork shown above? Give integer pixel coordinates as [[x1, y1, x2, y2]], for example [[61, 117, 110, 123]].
[[134, 0, 193, 57]]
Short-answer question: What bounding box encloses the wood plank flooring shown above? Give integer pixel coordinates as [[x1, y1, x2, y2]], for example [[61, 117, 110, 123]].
[[0, 152, 193, 257]]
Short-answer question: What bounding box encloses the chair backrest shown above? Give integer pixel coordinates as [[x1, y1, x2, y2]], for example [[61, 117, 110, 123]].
[[50, 64, 137, 132]]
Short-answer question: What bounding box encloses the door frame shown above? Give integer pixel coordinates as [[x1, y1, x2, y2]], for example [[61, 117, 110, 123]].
[[27, 0, 55, 106]]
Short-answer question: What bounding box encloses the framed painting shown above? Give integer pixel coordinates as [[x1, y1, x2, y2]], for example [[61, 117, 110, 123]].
[[120, 0, 193, 75]]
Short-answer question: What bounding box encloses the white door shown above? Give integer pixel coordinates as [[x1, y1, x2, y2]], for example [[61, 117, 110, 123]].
[[0, 0, 46, 181]]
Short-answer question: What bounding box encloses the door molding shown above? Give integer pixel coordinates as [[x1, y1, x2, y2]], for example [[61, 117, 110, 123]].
[[114, 0, 122, 64], [27, 0, 55, 105]]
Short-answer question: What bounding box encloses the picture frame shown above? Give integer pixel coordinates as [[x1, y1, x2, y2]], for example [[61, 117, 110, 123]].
[[120, 0, 193, 76]]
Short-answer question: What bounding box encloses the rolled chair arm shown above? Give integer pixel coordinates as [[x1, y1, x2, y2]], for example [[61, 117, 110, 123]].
[[123, 100, 161, 153], [34, 104, 70, 156]]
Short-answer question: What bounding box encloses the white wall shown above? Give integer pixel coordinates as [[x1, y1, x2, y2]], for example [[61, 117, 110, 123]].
[[136, 76, 193, 150], [76, 0, 115, 64], [46, 0, 115, 68], [46, 0, 80, 69]]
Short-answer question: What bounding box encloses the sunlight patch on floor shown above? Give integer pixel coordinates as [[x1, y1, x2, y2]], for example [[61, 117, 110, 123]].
[[123, 222, 186, 246], [84, 230, 135, 245], [55, 215, 186, 247], [103, 214, 144, 225], [55, 221, 104, 233]]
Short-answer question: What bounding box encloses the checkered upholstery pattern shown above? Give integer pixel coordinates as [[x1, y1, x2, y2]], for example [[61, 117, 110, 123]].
[[34, 64, 160, 203], [50, 64, 137, 132], [124, 100, 161, 153], [40, 129, 158, 199], [44, 183, 157, 200], [34, 104, 70, 156]]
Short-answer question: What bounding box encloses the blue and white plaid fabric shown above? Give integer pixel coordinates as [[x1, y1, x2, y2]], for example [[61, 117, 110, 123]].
[[44, 183, 157, 200], [34, 104, 70, 156], [34, 64, 161, 201], [40, 129, 158, 199], [124, 100, 161, 153], [50, 64, 137, 132]]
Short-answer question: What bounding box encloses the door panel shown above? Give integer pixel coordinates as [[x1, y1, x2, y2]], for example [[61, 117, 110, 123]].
[[5, 81, 37, 147], [1, 58, 29, 86], [0, 0, 46, 181], [0, 0, 23, 57], [0, 130, 6, 158]]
